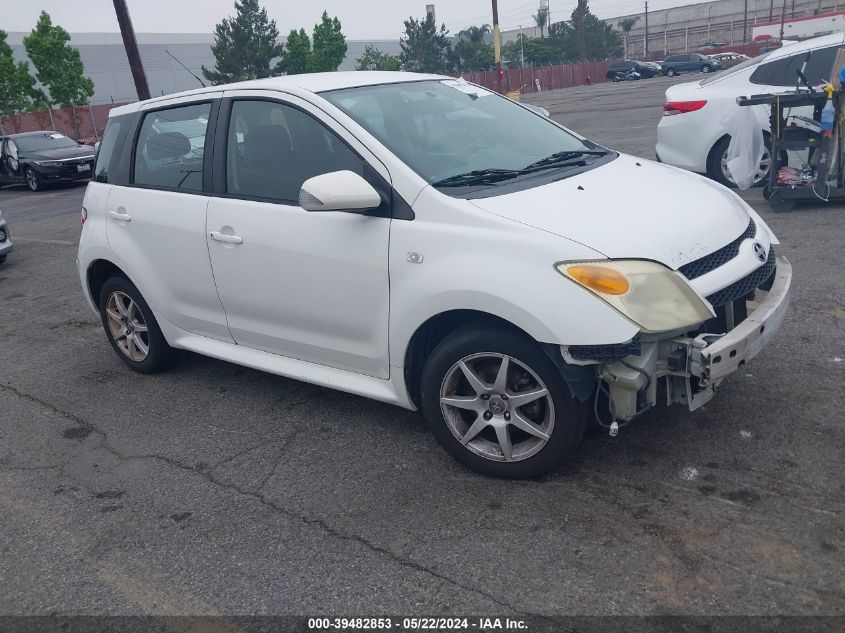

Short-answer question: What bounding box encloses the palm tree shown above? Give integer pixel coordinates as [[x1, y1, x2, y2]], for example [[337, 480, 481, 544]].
[[533, 7, 549, 39], [618, 17, 640, 58]]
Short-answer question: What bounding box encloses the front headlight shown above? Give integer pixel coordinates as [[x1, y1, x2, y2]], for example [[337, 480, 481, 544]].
[[556, 260, 715, 333]]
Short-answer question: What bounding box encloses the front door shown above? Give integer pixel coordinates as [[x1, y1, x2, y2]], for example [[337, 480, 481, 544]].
[[106, 96, 234, 343], [205, 92, 391, 378]]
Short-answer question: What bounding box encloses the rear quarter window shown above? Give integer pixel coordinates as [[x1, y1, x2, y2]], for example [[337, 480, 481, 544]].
[[94, 116, 129, 184]]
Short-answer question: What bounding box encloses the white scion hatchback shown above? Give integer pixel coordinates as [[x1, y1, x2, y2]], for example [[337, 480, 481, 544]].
[[78, 72, 792, 478]]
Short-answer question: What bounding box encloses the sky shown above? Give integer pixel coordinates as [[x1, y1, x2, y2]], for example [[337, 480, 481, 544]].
[[4, 0, 715, 39]]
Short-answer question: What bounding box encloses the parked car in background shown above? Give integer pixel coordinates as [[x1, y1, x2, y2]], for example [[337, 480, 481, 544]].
[[606, 60, 661, 81], [0, 210, 12, 264], [0, 131, 95, 192], [661, 53, 722, 76], [708, 52, 751, 68], [657, 32, 841, 186]]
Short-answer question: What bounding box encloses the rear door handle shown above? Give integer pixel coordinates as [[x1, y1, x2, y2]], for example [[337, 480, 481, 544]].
[[209, 231, 243, 245], [109, 210, 131, 222]]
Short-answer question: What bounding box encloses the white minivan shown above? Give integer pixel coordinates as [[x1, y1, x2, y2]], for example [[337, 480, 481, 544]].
[[78, 72, 792, 477]]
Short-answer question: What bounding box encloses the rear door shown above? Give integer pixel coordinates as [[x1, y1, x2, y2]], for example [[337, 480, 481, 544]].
[[105, 94, 234, 343]]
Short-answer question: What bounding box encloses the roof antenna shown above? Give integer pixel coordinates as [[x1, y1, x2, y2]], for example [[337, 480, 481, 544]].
[[165, 49, 207, 87]]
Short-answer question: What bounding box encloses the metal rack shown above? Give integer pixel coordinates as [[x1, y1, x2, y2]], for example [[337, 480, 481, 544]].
[[738, 91, 844, 212]]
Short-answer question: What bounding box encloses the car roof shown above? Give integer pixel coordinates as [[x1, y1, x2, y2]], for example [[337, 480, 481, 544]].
[[766, 32, 845, 60], [1, 130, 62, 139], [109, 71, 449, 117]]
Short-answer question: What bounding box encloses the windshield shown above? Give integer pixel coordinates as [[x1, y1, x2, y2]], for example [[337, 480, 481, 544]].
[[700, 50, 772, 85], [321, 79, 595, 186], [14, 133, 79, 152]]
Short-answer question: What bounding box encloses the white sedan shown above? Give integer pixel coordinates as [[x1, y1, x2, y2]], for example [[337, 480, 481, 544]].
[[657, 33, 841, 186]]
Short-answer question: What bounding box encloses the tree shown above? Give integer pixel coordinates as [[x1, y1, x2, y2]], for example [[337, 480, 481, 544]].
[[355, 45, 400, 71], [23, 12, 93, 108], [310, 12, 347, 72], [452, 25, 494, 72], [202, 0, 284, 85], [399, 13, 452, 73], [618, 17, 639, 58], [503, 35, 554, 68], [283, 28, 311, 75], [533, 7, 549, 39], [572, 0, 590, 61], [0, 29, 39, 119]]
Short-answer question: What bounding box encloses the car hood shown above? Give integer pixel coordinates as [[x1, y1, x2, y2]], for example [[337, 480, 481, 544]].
[[24, 145, 95, 161], [468, 154, 751, 270]]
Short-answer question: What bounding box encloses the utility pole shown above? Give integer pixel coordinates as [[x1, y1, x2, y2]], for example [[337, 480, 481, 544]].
[[769, 0, 774, 22], [492, 0, 503, 93], [707, 5, 713, 43], [113, 0, 150, 101], [779, 0, 787, 38], [743, 0, 749, 42], [644, 1, 649, 57]]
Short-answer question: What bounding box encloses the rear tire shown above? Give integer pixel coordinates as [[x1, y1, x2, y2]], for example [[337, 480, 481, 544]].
[[25, 167, 41, 192], [98, 276, 178, 373], [420, 325, 588, 478], [707, 135, 771, 188]]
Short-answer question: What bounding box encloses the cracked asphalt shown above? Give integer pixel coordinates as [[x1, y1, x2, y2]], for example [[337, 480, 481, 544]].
[[1, 76, 844, 617]]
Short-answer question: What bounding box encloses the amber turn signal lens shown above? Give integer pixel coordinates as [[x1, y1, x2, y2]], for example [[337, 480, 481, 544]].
[[566, 265, 630, 295]]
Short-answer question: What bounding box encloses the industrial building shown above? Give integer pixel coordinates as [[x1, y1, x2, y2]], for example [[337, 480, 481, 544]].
[[5, 31, 401, 106], [605, 0, 845, 58]]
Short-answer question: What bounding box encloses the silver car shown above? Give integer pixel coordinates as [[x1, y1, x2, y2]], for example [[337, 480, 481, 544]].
[[0, 210, 12, 264]]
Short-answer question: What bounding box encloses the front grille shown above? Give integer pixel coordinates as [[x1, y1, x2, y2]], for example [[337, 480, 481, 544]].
[[678, 218, 756, 280], [705, 247, 776, 307], [568, 336, 641, 362]]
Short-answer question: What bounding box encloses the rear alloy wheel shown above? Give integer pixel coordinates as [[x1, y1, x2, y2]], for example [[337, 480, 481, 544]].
[[25, 167, 41, 192], [709, 135, 772, 188], [420, 326, 587, 478], [99, 276, 178, 373]]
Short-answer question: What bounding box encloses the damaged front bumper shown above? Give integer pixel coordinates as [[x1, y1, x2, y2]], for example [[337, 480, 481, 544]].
[[567, 255, 792, 421]]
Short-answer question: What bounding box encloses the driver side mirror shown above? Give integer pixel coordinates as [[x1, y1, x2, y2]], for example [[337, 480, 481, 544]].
[[299, 170, 381, 213]]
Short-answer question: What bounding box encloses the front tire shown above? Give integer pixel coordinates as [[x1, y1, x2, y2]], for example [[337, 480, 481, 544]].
[[702, 65, 712, 73], [25, 167, 41, 192], [667, 68, 677, 77], [420, 326, 588, 478], [98, 276, 178, 373]]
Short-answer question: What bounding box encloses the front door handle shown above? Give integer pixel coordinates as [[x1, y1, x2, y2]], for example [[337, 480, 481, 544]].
[[209, 231, 243, 245], [109, 210, 131, 222]]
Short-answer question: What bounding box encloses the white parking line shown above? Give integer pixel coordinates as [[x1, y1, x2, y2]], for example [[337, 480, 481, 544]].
[[11, 237, 76, 246]]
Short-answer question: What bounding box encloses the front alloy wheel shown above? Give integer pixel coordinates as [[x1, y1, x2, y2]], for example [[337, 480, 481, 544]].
[[440, 353, 555, 463], [421, 326, 587, 478]]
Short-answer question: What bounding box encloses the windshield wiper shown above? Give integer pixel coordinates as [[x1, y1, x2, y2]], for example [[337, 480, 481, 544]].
[[522, 149, 608, 172], [432, 168, 521, 188]]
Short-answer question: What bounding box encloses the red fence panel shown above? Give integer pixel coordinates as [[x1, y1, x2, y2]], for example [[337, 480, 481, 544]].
[[1, 102, 129, 145]]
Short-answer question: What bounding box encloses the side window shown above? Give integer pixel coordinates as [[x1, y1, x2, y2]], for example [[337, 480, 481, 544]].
[[751, 46, 837, 86], [94, 117, 125, 183], [226, 99, 364, 203], [133, 102, 210, 192]]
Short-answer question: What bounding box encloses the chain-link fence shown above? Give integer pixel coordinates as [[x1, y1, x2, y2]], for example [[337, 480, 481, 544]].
[[0, 102, 130, 145]]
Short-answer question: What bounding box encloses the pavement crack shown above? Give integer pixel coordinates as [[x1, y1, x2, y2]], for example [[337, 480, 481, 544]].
[[0, 381, 558, 615]]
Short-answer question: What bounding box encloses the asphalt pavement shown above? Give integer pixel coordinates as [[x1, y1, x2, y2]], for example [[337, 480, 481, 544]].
[[1, 75, 843, 618]]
